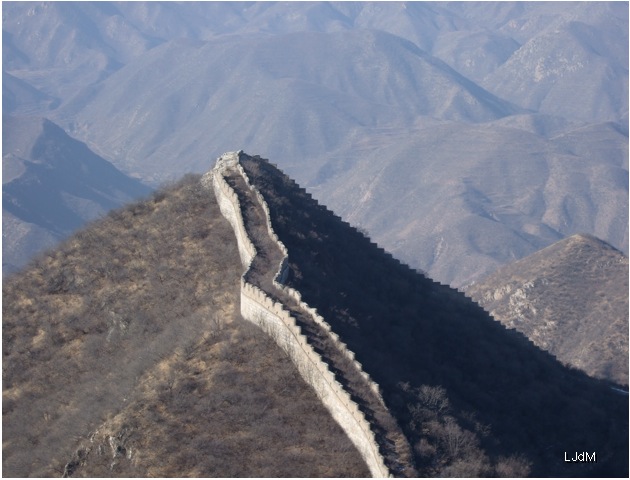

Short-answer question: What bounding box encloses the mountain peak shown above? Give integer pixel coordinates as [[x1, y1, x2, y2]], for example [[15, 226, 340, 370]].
[[566, 232, 627, 254], [467, 233, 628, 385]]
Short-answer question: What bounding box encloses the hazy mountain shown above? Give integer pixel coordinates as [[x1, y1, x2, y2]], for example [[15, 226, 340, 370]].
[[2, 116, 151, 273], [482, 15, 628, 123], [3, 1, 628, 286], [466, 234, 629, 386], [1, 1, 157, 100], [308, 119, 628, 286], [436, 3, 628, 123], [53, 28, 519, 183], [2, 71, 59, 115]]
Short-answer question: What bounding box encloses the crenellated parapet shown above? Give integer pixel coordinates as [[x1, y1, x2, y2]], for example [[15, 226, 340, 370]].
[[233, 157, 387, 403], [206, 151, 405, 477], [239, 279, 388, 475], [231, 156, 547, 359], [203, 151, 256, 268]]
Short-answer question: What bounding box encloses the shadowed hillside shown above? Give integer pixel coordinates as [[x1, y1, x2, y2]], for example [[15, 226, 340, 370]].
[[238, 152, 628, 478], [466, 233, 629, 386], [2, 174, 368, 477], [2, 115, 152, 274]]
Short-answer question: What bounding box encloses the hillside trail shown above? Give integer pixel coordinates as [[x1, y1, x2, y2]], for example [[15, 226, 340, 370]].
[[222, 167, 416, 476]]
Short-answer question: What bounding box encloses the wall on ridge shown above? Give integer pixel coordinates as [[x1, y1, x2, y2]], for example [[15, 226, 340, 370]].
[[240, 280, 388, 477], [234, 162, 290, 285], [256, 160, 549, 356], [203, 169, 255, 268], [235, 162, 385, 401], [208, 159, 391, 477]]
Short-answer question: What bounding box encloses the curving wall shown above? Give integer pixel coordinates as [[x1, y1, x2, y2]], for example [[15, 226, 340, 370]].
[[207, 151, 392, 477], [244, 159, 548, 357], [207, 150, 547, 477], [234, 160, 387, 401], [202, 163, 255, 268]]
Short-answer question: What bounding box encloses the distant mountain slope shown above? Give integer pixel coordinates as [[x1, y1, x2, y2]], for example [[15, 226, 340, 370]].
[[2, 175, 368, 477], [6, 2, 625, 124], [1, 1, 156, 99], [480, 2, 628, 123], [4, 1, 627, 286], [2, 116, 151, 273], [238, 153, 628, 477], [466, 234, 629, 386], [53, 28, 519, 182], [2, 71, 59, 115], [310, 119, 628, 286]]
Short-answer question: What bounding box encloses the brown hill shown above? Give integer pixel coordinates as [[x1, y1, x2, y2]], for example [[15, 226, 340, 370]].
[[2, 175, 368, 477], [466, 234, 629, 386]]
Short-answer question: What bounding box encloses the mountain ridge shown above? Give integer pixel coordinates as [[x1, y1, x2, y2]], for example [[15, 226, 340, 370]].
[[231, 151, 628, 477], [3, 151, 628, 477], [2, 115, 151, 273], [466, 233, 629, 386], [212, 151, 429, 475], [2, 172, 370, 477]]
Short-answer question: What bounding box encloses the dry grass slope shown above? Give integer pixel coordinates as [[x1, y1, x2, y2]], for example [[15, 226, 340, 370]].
[[2, 174, 369, 477], [467, 234, 629, 386]]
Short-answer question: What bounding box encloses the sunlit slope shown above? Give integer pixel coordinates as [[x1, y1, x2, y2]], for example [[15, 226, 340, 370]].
[[467, 233, 629, 386], [2, 175, 368, 477]]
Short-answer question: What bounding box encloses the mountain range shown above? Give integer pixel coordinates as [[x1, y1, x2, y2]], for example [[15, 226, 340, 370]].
[[3, 1, 628, 285], [2, 4, 628, 476]]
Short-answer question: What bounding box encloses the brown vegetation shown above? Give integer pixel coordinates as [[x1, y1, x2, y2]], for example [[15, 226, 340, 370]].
[[3, 174, 369, 477], [466, 234, 629, 386]]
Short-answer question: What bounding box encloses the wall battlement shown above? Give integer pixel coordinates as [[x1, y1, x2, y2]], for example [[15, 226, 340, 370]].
[[249, 158, 547, 356], [206, 150, 551, 477], [207, 151, 396, 477]]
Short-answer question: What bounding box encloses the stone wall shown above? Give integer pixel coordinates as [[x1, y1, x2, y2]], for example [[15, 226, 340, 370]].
[[253, 161, 547, 356], [208, 152, 391, 477], [209, 150, 547, 476], [240, 280, 388, 476], [235, 161, 386, 400], [202, 154, 255, 268]]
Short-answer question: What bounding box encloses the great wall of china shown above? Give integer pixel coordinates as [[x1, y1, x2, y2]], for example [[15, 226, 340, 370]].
[[247, 155, 551, 359], [203, 151, 417, 477], [202, 150, 555, 477]]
